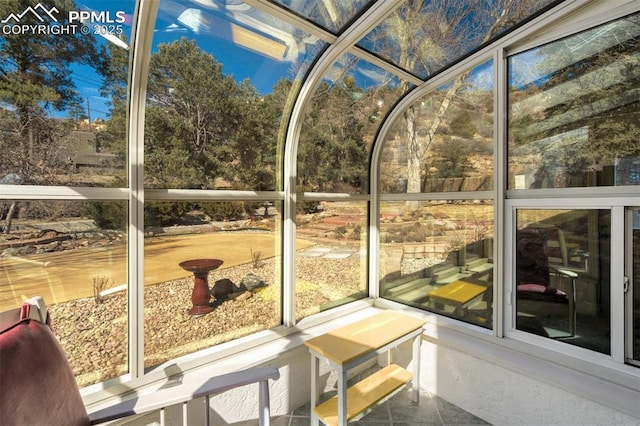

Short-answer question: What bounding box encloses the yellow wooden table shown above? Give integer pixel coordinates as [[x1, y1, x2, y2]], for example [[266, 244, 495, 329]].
[[428, 280, 487, 317], [304, 311, 426, 426]]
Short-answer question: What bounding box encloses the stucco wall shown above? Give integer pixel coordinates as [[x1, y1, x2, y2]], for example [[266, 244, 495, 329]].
[[419, 340, 639, 426]]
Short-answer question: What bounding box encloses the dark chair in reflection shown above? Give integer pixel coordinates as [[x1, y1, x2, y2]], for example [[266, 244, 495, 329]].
[[516, 227, 578, 337]]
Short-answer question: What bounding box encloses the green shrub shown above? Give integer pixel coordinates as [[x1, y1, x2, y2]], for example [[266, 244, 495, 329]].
[[201, 201, 246, 221], [297, 185, 321, 213], [84, 202, 127, 230], [145, 202, 195, 227], [450, 109, 476, 139]]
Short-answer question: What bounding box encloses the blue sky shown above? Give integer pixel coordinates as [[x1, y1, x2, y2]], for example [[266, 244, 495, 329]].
[[66, 1, 136, 120], [69, 0, 297, 121]]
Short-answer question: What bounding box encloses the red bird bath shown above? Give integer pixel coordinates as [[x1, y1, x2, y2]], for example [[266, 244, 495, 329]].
[[179, 259, 223, 315]]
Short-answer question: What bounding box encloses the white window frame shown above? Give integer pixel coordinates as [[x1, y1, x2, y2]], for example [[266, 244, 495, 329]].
[[503, 197, 635, 367], [625, 206, 640, 366], [501, 3, 640, 371]]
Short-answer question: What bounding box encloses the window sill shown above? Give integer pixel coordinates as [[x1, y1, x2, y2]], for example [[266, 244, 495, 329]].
[[83, 300, 380, 412]]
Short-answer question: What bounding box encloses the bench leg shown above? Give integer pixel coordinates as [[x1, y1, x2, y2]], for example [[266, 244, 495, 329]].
[[412, 334, 421, 403], [337, 368, 347, 425], [310, 355, 320, 425]]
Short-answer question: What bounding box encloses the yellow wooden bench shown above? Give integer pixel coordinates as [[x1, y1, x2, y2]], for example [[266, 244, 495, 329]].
[[428, 280, 487, 317], [305, 311, 426, 425]]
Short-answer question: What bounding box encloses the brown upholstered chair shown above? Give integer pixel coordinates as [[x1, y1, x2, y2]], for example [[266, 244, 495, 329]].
[[0, 297, 279, 426], [0, 297, 90, 425]]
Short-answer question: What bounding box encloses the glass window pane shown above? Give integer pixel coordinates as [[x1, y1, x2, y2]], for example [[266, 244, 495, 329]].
[[295, 201, 367, 320], [515, 209, 610, 355], [143, 200, 281, 368], [298, 53, 409, 194], [631, 207, 640, 365], [0, 200, 128, 386], [508, 14, 640, 189], [358, 0, 558, 79], [380, 61, 493, 194], [380, 200, 494, 328], [0, 1, 134, 187], [146, 0, 325, 190], [270, 0, 375, 34]]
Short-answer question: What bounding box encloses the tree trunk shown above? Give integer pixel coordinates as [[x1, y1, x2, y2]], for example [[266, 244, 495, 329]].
[[405, 105, 421, 209], [405, 75, 466, 205], [401, 0, 522, 200], [4, 201, 18, 234]]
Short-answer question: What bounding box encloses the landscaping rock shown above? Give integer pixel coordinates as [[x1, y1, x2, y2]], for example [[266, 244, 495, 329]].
[[239, 273, 266, 292], [211, 278, 237, 299]]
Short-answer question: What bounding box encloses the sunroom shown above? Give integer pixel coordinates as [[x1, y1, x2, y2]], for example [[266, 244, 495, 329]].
[[0, 0, 639, 424]]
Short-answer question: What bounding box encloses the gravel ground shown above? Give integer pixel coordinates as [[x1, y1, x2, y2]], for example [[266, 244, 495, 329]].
[[48, 254, 364, 387]]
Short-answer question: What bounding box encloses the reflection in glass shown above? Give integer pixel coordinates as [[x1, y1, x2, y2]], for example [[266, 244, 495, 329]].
[[147, 0, 324, 190], [298, 53, 408, 193], [380, 60, 493, 194], [0, 200, 128, 386], [631, 207, 640, 365], [515, 209, 610, 355], [508, 13, 640, 189], [270, 0, 374, 33], [380, 201, 494, 328], [143, 200, 281, 368], [295, 201, 367, 320], [155, 0, 319, 63], [358, 0, 557, 79], [0, 1, 134, 187]]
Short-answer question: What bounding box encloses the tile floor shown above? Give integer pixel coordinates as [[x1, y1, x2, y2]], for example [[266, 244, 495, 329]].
[[272, 371, 491, 426]]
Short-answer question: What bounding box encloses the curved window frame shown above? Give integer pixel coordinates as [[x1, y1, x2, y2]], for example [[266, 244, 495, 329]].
[[371, 1, 640, 412]]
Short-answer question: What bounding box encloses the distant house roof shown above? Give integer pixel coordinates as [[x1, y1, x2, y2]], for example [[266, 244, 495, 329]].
[[60, 131, 117, 167]]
